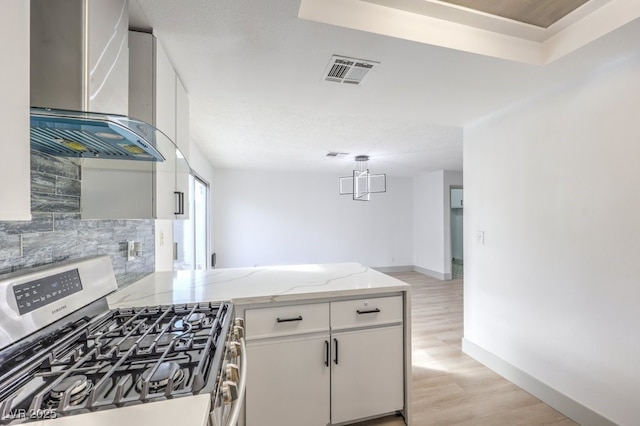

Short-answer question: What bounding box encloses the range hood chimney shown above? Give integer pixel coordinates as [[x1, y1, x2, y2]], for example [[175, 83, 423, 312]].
[[30, 0, 166, 162]]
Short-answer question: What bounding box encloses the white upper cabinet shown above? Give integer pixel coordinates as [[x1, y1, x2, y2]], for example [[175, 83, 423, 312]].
[[128, 31, 190, 220], [82, 31, 190, 220], [0, 0, 31, 221], [175, 77, 191, 218]]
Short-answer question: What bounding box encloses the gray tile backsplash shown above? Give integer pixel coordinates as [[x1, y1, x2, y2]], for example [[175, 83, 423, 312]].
[[0, 151, 155, 287], [31, 150, 80, 179]]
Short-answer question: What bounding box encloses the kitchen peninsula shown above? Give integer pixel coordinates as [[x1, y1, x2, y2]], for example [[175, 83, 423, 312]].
[[107, 263, 412, 426]]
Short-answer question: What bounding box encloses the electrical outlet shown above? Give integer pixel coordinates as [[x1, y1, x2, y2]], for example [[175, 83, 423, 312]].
[[477, 231, 485, 245], [127, 241, 135, 261]]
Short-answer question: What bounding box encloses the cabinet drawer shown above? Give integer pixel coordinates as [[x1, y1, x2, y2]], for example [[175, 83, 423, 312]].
[[246, 303, 329, 339], [331, 296, 403, 330]]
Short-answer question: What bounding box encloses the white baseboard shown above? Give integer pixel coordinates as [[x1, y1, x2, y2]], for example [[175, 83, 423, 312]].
[[372, 265, 414, 273], [377, 265, 454, 280], [413, 266, 450, 280], [462, 338, 616, 426]]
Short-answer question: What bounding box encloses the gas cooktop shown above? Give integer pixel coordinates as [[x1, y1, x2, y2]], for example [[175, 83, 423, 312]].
[[0, 257, 239, 425]]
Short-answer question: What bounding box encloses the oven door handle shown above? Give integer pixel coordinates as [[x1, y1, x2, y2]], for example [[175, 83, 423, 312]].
[[225, 336, 247, 426]]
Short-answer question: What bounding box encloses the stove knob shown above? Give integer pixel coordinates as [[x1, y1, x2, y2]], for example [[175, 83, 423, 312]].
[[226, 363, 239, 382], [222, 380, 238, 405], [229, 341, 242, 358]]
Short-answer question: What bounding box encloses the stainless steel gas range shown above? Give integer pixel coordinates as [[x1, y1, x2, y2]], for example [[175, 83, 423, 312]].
[[0, 256, 245, 426]]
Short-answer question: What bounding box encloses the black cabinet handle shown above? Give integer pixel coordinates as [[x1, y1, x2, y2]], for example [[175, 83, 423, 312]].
[[276, 316, 303, 323], [357, 308, 381, 315], [174, 191, 185, 215], [324, 340, 329, 367], [333, 338, 338, 365]]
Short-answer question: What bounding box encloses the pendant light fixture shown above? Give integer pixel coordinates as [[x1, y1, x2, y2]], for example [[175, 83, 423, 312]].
[[339, 155, 386, 201]]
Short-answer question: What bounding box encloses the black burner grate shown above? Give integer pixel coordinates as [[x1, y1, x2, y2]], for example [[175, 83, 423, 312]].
[[0, 302, 231, 423]]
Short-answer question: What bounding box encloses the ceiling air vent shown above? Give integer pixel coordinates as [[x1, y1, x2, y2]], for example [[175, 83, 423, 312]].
[[326, 152, 349, 158], [323, 55, 379, 85]]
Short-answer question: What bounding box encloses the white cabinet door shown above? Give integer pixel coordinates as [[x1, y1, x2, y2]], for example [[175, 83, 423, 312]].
[[153, 40, 179, 219], [129, 31, 183, 220], [451, 188, 463, 208], [245, 336, 330, 426], [128, 31, 154, 124], [175, 77, 190, 219], [0, 0, 30, 220], [331, 325, 405, 424]]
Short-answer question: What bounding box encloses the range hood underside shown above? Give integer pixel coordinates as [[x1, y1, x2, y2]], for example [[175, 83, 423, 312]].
[[30, 109, 165, 162]]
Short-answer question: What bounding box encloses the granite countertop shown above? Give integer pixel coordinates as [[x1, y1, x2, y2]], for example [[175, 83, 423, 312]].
[[107, 263, 410, 308]]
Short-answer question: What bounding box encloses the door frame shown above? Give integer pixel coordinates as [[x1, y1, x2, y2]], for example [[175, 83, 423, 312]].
[[448, 185, 463, 279]]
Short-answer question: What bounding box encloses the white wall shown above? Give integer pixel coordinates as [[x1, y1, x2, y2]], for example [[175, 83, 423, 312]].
[[464, 51, 640, 425], [188, 140, 215, 186], [212, 169, 413, 268], [413, 171, 444, 275], [413, 170, 462, 278]]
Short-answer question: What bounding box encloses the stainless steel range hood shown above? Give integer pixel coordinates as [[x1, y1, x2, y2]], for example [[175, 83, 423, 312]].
[[31, 107, 165, 162], [30, 0, 167, 162]]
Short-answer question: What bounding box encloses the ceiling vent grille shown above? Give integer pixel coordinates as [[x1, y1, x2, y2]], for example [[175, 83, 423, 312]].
[[323, 55, 379, 85]]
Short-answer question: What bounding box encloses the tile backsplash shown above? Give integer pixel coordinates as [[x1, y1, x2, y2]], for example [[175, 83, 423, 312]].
[[0, 150, 155, 287]]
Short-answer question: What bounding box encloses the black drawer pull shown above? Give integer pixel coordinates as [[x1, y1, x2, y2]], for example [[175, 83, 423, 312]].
[[356, 308, 381, 315], [276, 315, 303, 323], [324, 340, 329, 367]]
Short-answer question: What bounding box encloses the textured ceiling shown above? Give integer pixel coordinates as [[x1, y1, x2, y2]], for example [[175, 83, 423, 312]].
[[192, 99, 463, 176], [130, 0, 640, 177]]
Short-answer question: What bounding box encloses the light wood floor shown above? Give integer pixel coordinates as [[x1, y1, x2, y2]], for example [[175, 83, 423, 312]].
[[353, 272, 577, 426]]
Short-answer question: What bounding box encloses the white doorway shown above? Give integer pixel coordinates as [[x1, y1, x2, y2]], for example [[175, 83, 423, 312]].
[[450, 187, 463, 279], [174, 174, 210, 270]]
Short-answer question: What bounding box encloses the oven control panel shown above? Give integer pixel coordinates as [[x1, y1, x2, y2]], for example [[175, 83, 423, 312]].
[[0, 255, 118, 352], [13, 269, 83, 315]]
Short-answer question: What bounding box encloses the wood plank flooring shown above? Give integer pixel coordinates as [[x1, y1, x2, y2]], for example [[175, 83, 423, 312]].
[[353, 272, 577, 426]]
